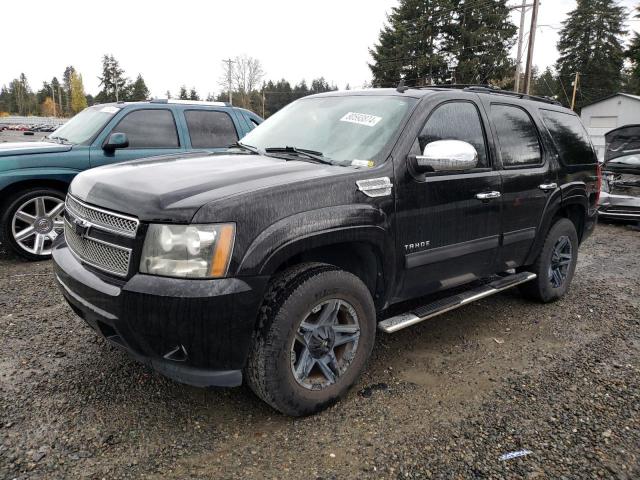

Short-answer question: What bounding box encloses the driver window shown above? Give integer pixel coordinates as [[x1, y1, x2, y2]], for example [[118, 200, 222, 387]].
[[415, 102, 489, 168]]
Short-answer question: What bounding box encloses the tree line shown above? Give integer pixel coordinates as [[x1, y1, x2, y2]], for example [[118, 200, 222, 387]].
[[0, 53, 336, 118], [369, 0, 640, 110]]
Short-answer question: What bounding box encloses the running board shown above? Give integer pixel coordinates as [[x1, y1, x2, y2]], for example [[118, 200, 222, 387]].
[[378, 272, 537, 333]]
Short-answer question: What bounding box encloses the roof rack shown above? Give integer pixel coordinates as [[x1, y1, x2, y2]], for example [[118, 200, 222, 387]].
[[149, 99, 231, 107], [424, 84, 561, 106]]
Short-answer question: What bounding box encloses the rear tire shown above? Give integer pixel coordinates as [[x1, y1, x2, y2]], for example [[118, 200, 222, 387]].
[[245, 263, 376, 416], [519, 218, 579, 303]]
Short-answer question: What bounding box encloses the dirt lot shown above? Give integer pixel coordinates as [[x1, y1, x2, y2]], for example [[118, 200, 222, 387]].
[[0, 223, 638, 479]]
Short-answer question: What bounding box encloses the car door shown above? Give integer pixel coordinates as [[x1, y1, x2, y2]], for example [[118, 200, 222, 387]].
[[483, 102, 558, 270], [182, 109, 240, 151], [90, 108, 184, 167], [396, 98, 502, 301]]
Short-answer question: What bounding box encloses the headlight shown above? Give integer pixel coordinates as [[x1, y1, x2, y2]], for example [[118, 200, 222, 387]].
[[140, 223, 235, 278]]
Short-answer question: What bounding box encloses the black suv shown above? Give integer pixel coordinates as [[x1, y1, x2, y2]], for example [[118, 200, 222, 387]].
[[52, 87, 599, 416]]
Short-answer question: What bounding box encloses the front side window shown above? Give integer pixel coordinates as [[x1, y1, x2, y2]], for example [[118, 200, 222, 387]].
[[418, 101, 489, 168], [491, 104, 542, 167], [541, 109, 596, 165], [185, 110, 238, 148], [112, 109, 179, 148], [241, 95, 418, 165]]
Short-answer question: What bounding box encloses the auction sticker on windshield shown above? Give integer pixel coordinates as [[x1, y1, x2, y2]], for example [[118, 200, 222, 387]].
[[340, 112, 382, 127], [100, 106, 121, 114]]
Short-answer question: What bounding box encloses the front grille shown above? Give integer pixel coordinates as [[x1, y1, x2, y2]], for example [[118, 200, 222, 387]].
[[65, 195, 139, 237], [63, 195, 138, 277], [64, 219, 131, 276]]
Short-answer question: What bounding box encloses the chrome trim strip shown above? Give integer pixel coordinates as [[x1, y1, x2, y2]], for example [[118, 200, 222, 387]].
[[66, 195, 139, 238]]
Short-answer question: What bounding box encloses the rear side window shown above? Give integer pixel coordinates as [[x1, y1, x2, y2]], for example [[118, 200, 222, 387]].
[[113, 109, 179, 148], [491, 104, 542, 167], [541, 109, 596, 165], [419, 101, 489, 168], [185, 110, 238, 148]]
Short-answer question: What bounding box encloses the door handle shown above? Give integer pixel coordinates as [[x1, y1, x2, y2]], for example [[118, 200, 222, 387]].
[[475, 191, 501, 200], [539, 182, 557, 191]]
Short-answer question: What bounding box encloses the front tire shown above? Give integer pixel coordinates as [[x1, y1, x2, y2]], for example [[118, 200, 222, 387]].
[[245, 263, 376, 416], [519, 218, 579, 303], [0, 188, 66, 260]]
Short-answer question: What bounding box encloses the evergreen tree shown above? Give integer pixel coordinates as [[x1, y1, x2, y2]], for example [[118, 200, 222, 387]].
[[445, 0, 517, 84], [369, 0, 451, 86], [189, 87, 200, 100], [555, 0, 626, 109], [627, 5, 640, 94], [130, 74, 150, 101], [70, 72, 88, 113], [178, 85, 188, 100], [97, 54, 128, 102], [62, 66, 76, 115], [532, 67, 559, 99]]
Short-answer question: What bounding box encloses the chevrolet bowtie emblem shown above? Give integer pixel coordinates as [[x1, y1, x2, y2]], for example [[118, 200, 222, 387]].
[[74, 218, 91, 238]]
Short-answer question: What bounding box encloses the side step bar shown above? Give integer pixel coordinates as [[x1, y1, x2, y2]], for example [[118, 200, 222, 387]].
[[378, 272, 537, 333]]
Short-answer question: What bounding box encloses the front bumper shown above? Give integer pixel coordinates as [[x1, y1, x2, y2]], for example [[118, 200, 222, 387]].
[[52, 239, 268, 388]]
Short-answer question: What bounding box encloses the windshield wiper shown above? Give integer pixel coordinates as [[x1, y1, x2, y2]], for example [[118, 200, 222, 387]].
[[264, 146, 334, 166], [229, 141, 262, 155]]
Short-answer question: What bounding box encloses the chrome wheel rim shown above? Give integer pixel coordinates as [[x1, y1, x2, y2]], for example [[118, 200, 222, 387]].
[[549, 235, 572, 288], [11, 196, 65, 256], [290, 299, 361, 391]]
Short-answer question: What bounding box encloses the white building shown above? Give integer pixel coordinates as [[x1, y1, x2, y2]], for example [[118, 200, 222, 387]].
[[580, 93, 640, 160]]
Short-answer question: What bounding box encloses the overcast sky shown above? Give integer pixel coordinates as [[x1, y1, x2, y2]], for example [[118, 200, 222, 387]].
[[1, 0, 638, 98]]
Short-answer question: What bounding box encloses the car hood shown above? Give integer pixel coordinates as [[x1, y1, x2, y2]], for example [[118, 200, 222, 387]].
[[69, 152, 350, 222], [0, 141, 73, 157]]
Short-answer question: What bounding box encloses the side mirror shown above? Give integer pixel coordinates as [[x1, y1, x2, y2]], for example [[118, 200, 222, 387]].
[[410, 139, 478, 173], [103, 132, 129, 151]]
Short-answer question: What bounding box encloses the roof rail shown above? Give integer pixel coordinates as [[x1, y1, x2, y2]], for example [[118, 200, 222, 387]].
[[424, 84, 561, 106], [149, 99, 231, 107]]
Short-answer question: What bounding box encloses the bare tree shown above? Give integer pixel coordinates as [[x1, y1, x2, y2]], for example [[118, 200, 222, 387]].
[[218, 55, 264, 108]]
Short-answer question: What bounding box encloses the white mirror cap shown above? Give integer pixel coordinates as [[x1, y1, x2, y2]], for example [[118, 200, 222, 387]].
[[419, 140, 478, 172]]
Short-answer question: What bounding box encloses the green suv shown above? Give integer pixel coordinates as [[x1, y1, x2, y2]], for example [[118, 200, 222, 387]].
[[0, 100, 262, 260]]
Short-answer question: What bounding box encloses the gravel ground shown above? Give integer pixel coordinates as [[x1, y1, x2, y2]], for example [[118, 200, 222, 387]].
[[0, 131, 51, 143], [0, 223, 638, 479]]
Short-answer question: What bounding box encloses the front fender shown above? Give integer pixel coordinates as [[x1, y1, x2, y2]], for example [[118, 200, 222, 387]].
[[0, 167, 83, 194], [238, 204, 391, 276]]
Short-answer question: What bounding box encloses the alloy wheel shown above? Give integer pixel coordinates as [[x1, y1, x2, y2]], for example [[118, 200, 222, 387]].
[[290, 299, 361, 391], [548, 235, 572, 288], [11, 196, 65, 256]]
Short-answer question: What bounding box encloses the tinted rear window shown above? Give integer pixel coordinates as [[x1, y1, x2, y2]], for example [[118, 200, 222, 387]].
[[540, 109, 596, 165], [185, 110, 238, 148], [491, 104, 542, 167]]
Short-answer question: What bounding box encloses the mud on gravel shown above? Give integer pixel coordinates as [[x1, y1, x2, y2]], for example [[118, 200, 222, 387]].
[[0, 223, 638, 479]]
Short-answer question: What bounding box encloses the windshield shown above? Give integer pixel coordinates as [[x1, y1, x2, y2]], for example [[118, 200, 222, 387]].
[[49, 105, 120, 144], [241, 95, 418, 165]]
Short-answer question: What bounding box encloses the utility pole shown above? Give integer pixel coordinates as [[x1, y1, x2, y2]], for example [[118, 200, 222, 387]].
[[223, 58, 234, 105], [570, 72, 580, 111], [523, 0, 540, 95], [262, 89, 265, 118], [514, 0, 531, 92]]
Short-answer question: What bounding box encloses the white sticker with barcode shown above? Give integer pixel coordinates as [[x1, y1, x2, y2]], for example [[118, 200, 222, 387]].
[[340, 112, 382, 127]]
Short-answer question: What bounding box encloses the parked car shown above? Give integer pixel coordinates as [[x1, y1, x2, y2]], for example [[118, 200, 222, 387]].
[[52, 86, 598, 416], [598, 124, 640, 223], [0, 100, 263, 260]]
